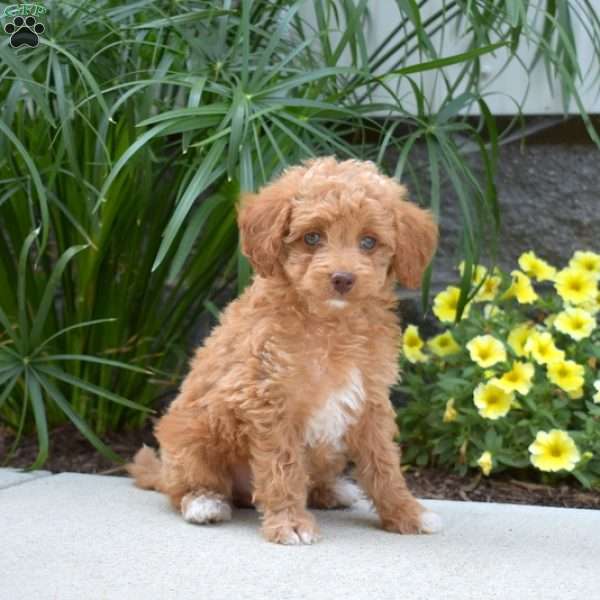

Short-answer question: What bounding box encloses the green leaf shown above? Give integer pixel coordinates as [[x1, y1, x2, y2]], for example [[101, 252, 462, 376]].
[[257, 67, 353, 96], [0, 369, 21, 410], [40, 38, 111, 120], [153, 139, 227, 270], [132, 9, 231, 29], [35, 365, 151, 413], [0, 304, 18, 346], [167, 194, 226, 284], [30, 245, 88, 346], [27, 371, 49, 470], [0, 123, 49, 248], [0, 46, 55, 125], [572, 470, 592, 489], [136, 105, 229, 128], [95, 121, 173, 213], [382, 42, 508, 79], [32, 319, 117, 358], [36, 374, 122, 464], [16, 228, 41, 352], [33, 354, 152, 375], [237, 249, 251, 294]]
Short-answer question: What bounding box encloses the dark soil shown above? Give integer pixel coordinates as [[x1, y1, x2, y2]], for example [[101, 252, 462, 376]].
[[2, 422, 599, 510]]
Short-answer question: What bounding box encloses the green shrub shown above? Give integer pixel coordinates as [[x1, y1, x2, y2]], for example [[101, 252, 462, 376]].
[[397, 251, 600, 488], [0, 231, 151, 466]]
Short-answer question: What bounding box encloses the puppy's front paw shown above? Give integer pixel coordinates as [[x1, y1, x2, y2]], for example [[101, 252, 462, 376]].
[[262, 511, 321, 545], [181, 492, 232, 524], [419, 511, 443, 534], [267, 523, 320, 545]]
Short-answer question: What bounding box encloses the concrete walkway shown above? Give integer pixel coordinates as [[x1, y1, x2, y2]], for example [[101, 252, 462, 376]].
[[1, 468, 599, 600]]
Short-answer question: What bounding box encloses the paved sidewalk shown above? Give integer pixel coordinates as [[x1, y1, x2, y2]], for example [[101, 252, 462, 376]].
[[1, 469, 599, 600]]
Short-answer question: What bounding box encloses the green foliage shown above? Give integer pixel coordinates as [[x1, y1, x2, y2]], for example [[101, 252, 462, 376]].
[[397, 252, 600, 488], [1, 1, 599, 464], [0, 232, 152, 465]]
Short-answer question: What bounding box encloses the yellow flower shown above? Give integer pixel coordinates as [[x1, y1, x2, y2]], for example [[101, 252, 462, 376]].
[[495, 362, 535, 395], [474, 275, 502, 302], [554, 267, 597, 305], [443, 398, 458, 423], [433, 286, 470, 323], [547, 359, 585, 392], [594, 380, 600, 404], [568, 387, 584, 400], [554, 307, 596, 341], [483, 304, 504, 319], [524, 331, 565, 365], [459, 261, 487, 283], [467, 335, 507, 368], [576, 295, 600, 316], [503, 270, 538, 304], [518, 251, 557, 281], [473, 380, 513, 419], [528, 430, 581, 472], [403, 324, 428, 364], [428, 331, 461, 357], [569, 250, 600, 280], [507, 322, 534, 357], [477, 451, 493, 476]]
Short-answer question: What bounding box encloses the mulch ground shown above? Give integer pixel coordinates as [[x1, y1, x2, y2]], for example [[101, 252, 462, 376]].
[[2, 422, 599, 510]]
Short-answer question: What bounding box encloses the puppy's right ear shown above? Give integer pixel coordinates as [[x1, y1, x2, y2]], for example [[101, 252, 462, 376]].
[[238, 185, 292, 278], [392, 185, 438, 289]]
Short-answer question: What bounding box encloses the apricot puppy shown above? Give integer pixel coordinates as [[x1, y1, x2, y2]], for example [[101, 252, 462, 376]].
[[128, 156, 440, 544]]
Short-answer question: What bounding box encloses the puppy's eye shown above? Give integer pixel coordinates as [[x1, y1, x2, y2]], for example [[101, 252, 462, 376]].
[[360, 236, 377, 251], [304, 232, 321, 246]]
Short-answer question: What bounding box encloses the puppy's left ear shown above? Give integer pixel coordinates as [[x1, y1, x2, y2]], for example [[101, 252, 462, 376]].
[[392, 186, 438, 288], [238, 184, 292, 278]]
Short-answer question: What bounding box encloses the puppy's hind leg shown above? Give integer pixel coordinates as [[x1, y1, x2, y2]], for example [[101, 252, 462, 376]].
[[178, 459, 233, 525], [155, 408, 234, 525], [306, 446, 362, 509]]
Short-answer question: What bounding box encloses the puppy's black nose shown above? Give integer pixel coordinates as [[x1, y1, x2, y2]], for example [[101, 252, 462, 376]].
[[331, 272, 356, 294]]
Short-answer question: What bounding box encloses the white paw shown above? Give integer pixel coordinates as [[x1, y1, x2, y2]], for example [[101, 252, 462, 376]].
[[420, 511, 443, 534], [298, 526, 320, 544], [281, 526, 320, 545], [182, 494, 232, 524], [281, 530, 301, 545], [333, 478, 363, 507]]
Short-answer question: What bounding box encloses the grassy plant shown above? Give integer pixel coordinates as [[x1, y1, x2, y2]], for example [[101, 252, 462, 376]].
[[1, 0, 599, 463], [0, 231, 152, 465]]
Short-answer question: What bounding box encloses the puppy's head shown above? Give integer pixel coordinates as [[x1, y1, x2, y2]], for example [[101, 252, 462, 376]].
[[238, 157, 437, 309]]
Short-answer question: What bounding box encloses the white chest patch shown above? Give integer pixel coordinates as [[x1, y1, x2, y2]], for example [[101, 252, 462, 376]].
[[305, 368, 365, 449]]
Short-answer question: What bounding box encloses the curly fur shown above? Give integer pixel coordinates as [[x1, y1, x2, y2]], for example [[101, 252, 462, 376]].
[[127, 156, 440, 544]]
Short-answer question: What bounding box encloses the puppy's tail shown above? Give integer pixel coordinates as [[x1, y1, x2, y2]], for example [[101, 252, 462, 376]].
[[126, 445, 163, 491]]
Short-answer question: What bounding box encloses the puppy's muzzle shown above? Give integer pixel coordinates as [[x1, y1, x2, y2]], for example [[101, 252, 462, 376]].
[[331, 272, 356, 295]]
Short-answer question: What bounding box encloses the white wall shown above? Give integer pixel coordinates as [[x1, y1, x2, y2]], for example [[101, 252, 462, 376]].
[[314, 1, 600, 115]]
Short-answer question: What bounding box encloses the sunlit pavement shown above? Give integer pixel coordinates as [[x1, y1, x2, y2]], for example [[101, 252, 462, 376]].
[[1, 469, 598, 600]]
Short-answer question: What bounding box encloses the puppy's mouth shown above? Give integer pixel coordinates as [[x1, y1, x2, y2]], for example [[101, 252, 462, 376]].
[[326, 298, 349, 310]]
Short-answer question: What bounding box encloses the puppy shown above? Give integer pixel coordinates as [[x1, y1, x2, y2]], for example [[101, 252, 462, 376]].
[[128, 157, 440, 544]]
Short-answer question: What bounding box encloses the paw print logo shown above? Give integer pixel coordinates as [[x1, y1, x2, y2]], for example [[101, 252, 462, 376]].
[[4, 15, 45, 48]]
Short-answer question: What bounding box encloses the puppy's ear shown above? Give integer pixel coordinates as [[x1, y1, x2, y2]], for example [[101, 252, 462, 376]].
[[392, 186, 438, 288], [238, 184, 292, 278]]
